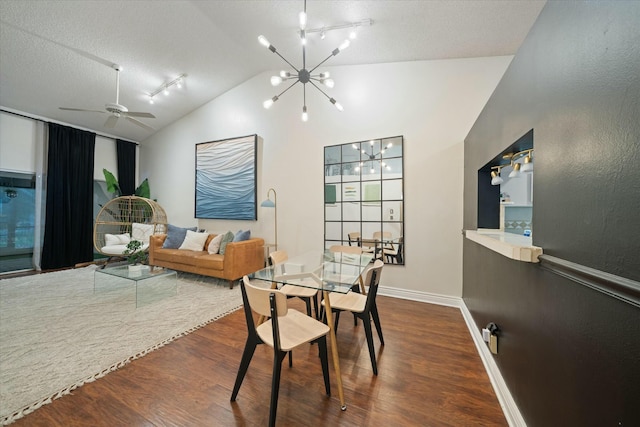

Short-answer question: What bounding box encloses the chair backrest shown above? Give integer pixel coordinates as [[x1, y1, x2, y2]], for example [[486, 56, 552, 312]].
[[347, 232, 361, 246], [269, 250, 288, 266], [242, 276, 288, 318], [363, 260, 384, 310], [329, 245, 362, 255], [373, 231, 394, 249]]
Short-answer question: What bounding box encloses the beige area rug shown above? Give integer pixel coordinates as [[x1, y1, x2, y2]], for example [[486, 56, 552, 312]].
[[0, 266, 242, 425]]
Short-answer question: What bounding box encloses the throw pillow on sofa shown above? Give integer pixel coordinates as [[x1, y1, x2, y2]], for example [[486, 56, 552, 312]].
[[207, 233, 224, 254], [179, 230, 209, 251], [218, 231, 235, 255], [233, 229, 251, 242], [163, 224, 197, 249]]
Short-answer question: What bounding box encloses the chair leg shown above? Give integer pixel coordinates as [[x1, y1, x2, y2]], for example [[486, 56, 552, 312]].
[[288, 350, 293, 368], [333, 310, 341, 333], [303, 297, 312, 317], [360, 313, 379, 375], [316, 336, 331, 396], [269, 351, 287, 427], [312, 293, 319, 320], [371, 303, 385, 345], [231, 337, 258, 401]]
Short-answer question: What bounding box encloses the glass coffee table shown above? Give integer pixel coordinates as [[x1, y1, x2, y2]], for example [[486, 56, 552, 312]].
[[94, 265, 177, 307]]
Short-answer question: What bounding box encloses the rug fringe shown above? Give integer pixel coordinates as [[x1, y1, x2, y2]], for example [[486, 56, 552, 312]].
[[1, 304, 242, 426]]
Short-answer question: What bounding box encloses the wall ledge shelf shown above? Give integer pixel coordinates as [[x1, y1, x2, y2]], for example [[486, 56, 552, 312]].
[[465, 229, 542, 262]]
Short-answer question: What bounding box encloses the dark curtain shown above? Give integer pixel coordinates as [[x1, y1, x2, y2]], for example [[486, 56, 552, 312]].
[[41, 123, 96, 270], [116, 139, 137, 195]]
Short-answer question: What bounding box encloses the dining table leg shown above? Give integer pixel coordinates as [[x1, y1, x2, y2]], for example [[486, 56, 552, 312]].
[[322, 289, 347, 411]]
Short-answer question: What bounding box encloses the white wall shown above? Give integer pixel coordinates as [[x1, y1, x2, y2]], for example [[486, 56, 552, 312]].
[[0, 112, 37, 173], [143, 56, 512, 297]]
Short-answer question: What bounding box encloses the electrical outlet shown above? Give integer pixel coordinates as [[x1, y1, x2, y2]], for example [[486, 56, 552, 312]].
[[482, 328, 491, 342], [490, 334, 498, 354]]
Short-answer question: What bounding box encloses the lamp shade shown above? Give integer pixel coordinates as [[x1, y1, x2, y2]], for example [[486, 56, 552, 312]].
[[261, 199, 275, 208], [521, 155, 533, 172]]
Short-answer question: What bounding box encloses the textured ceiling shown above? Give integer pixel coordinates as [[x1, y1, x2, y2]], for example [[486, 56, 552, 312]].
[[0, 0, 545, 142]]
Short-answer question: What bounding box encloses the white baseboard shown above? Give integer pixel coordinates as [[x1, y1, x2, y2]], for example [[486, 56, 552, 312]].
[[378, 286, 526, 427]]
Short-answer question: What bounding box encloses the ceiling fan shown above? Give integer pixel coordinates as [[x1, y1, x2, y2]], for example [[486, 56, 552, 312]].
[[59, 64, 155, 131]]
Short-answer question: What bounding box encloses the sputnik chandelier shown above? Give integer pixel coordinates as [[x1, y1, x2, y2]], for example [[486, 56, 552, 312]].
[[354, 140, 393, 174], [258, 0, 370, 121]]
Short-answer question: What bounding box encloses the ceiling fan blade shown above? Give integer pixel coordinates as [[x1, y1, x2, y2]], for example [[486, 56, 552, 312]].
[[125, 112, 155, 118], [126, 116, 155, 132], [59, 107, 105, 113], [104, 115, 119, 128]]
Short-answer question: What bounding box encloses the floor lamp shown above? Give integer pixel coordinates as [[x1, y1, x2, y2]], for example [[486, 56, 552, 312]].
[[261, 188, 277, 250]]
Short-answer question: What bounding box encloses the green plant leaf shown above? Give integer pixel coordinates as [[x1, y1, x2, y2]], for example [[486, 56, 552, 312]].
[[135, 178, 151, 199], [103, 169, 121, 196]]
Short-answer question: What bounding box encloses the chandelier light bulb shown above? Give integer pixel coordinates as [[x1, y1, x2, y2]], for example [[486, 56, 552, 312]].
[[263, 96, 279, 109], [149, 96, 154, 105], [280, 70, 291, 78], [320, 29, 326, 39], [300, 30, 307, 45], [163, 86, 169, 96], [299, 11, 307, 30], [271, 76, 283, 86], [322, 78, 334, 88], [349, 28, 357, 40], [370, 140, 375, 145], [176, 79, 182, 89], [339, 39, 351, 51], [330, 98, 343, 111], [302, 106, 308, 122], [355, 166, 360, 172], [319, 72, 330, 79], [370, 167, 375, 174], [258, 35, 271, 48]]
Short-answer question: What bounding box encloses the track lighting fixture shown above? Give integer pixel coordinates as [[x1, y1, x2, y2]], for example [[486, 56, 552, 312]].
[[489, 149, 533, 185], [259, 0, 372, 122], [148, 74, 187, 104]]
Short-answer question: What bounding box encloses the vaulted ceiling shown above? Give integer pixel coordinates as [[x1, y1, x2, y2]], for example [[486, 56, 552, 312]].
[[0, 0, 545, 142]]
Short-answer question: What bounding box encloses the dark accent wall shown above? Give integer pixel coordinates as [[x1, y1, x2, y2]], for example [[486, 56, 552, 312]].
[[463, 2, 640, 426]]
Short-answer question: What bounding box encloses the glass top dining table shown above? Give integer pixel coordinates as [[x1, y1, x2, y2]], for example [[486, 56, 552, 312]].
[[249, 249, 374, 411], [251, 250, 373, 293]]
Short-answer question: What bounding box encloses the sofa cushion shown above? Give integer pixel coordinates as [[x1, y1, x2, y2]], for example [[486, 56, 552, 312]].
[[218, 231, 235, 255], [179, 230, 209, 251], [105, 233, 130, 246], [132, 222, 154, 244], [193, 253, 225, 270], [207, 233, 224, 254], [233, 229, 251, 242], [163, 224, 197, 249]]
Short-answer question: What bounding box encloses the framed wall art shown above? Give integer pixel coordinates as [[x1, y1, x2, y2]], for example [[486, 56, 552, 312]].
[[195, 134, 257, 220]]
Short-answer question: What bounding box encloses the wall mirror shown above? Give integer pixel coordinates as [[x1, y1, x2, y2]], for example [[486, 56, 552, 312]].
[[324, 136, 404, 264]]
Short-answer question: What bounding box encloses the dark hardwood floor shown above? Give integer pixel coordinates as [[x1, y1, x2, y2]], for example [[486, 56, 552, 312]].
[[11, 295, 507, 426]]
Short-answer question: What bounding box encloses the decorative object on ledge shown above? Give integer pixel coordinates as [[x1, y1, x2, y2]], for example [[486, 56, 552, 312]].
[[195, 134, 257, 220], [148, 73, 187, 104], [260, 188, 278, 250], [258, 0, 372, 121], [490, 149, 534, 185]]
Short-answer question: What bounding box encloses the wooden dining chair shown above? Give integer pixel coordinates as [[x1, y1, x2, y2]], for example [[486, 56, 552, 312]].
[[231, 276, 331, 427], [373, 231, 394, 260], [270, 250, 319, 319], [321, 260, 385, 375]]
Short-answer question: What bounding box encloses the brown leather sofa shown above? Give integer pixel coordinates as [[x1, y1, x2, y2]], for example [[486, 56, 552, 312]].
[[149, 234, 265, 288]]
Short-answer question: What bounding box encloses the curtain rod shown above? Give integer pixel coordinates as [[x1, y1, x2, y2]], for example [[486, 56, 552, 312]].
[[0, 108, 139, 145]]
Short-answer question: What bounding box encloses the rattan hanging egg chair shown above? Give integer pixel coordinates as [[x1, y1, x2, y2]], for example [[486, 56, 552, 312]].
[[94, 196, 168, 264]]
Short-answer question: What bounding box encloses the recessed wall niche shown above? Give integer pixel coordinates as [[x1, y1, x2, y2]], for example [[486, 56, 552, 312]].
[[324, 136, 404, 264]]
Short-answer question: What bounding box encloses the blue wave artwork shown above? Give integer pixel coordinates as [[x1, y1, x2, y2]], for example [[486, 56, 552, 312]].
[[195, 135, 257, 220]]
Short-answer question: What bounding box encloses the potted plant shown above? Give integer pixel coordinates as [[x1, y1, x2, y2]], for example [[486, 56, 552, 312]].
[[123, 240, 147, 275]]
